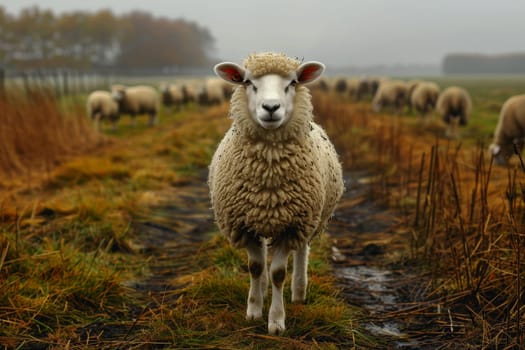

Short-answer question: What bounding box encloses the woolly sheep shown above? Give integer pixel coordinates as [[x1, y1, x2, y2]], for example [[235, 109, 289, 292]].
[[160, 82, 184, 110], [410, 81, 440, 121], [198, 77, 226, 105], [182, 82, 199, 104], [372, 80, 408, 114], [489, 94, 525, 165], [356, 77, 376, 101], [406, 79, 422, 112], [86, 90, 119, 131], [209, 52, 344, 335], [436, 86, 472, 139], [111, 84, 159, 127]]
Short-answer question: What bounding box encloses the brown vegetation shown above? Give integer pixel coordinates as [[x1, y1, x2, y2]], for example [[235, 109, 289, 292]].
[[313, 92, 524, 349], [0, 90, 105, 187]]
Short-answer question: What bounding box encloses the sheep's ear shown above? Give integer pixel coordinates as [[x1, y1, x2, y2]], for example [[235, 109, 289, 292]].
[[296, 61, 325, 84], [214, 62, 246, 85]]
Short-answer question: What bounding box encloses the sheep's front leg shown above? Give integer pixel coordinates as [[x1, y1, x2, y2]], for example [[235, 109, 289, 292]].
[[292, 243, 309, 303], [245, 238, 267, 321], [268, 244, 291, 335]]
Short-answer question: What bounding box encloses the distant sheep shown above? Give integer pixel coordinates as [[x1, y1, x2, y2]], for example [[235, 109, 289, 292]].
[[111, 84, 159, 127], [372, 80, 408, 114], [209, 52, 344, 335], [406, 80, 422, 112], [86, 90, 119, 131], [410, 82, 440, 121], [160, 83, 184, 110], [489, 94, 525, 165], [182, 83, 199, 104], [436, 86, 472, 139], [198, 77, 226, 106], [334, 77, 348, 94]]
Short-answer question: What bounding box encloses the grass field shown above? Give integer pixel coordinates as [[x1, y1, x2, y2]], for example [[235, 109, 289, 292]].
[[0, 76, 524, 349]]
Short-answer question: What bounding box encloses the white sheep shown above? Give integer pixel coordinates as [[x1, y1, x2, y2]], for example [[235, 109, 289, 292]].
[[86, 90, 119, 131], [372, 80, 408, 114], [198, 77, 226, 105], [436, 86, 472, 139], [410, 81, 440, 121], [111, 84, 159, 127], [160, 82, 184, 110], [209, 52, 344, 335], [489, 94, 525, 165], [406, 79, 422, 112]]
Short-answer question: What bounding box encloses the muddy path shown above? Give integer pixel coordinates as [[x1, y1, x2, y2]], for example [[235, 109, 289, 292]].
[[330, 174, 449, 349]]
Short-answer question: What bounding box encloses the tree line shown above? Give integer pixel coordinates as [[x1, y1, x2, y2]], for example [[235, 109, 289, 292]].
[[443, 53, 525, 74], [0, 6, 215, 71]]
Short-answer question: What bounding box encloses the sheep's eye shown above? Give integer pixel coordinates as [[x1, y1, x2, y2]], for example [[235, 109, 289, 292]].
[[245, 80, 257, 92], [285, 80, 297, 93]]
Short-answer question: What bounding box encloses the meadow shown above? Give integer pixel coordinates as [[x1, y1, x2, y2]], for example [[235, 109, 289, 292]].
[[0, 75, 524, 349]]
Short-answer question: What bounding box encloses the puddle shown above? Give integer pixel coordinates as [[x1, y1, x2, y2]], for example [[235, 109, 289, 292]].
[[329, 173, 425, 348]]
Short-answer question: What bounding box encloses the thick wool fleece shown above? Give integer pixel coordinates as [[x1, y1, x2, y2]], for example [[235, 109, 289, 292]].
[[243, 52, 301, 78], [209, 85, 344, 250], [436, 87, 472, 125], [493, 95, 525, 147]]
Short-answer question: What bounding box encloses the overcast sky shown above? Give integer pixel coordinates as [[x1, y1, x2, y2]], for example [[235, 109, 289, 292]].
[[1, 0, 524, 68]]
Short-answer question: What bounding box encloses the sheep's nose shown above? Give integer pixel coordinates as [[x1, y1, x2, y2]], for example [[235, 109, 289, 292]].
[[262, 103, 280, 114]]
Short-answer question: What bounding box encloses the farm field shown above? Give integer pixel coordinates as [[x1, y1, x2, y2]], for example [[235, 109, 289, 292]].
[[0, 76, 524, 349]]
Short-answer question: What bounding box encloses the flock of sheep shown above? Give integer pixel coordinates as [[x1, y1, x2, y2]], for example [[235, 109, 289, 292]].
[[310, 75, 525, 165], [86, 68, 525, 167], [310, 76, 473, 140], [85, 77, 232, 131]]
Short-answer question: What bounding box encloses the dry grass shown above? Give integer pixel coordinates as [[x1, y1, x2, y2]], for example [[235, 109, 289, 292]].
[[0, 89, 105, 187], [314, 90, 524, 349]]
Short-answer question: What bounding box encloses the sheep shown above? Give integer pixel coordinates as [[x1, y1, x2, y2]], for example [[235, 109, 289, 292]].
[[86, 90, 119, 131], [209, 52, 344, 335], [410, 81, 440, 121], [198, 77, 226, 106], [372, 80, 408, 114], [436, 86, 472, 139], [356, 77, 377, 101], [160, 82, 184, 110], [334, 77, 348, 94], [181, 82, 199, 104], [489, 94, 525, 165], [111, 84, 159, 127], [406, 79, 422, 112]]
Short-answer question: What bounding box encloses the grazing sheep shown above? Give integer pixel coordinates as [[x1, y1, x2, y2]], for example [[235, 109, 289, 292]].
[[406, 80, 422, 112], [489, 94, 525, 165], [86, 90, 119, 131], [209, 52, 344, 335], [436, 86, 472, 139], [372, 80, 408, 114], [198, 77, 226, 105], [410, 82, 440, 121], [334, 77, 350, 96], [160, 82, 184, 110], [111, 84, 159, 127], [182, 82, 199, 104], [346, 78, 360, 100], [356, 77, 376, 101]]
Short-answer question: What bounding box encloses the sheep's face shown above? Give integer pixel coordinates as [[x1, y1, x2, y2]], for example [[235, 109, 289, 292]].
[[489, 143, 509, 165], [111, 87, 126, 102], [243, 73, 296, 129], [214, 59, 324, 130]]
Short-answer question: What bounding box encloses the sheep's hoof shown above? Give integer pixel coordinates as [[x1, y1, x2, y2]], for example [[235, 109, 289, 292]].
[[268, 320, 285, 335], [246, 309, 263, 321]]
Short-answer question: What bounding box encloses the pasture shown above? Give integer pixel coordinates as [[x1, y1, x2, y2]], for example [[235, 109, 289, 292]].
[[0, 75, 524, 349]]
